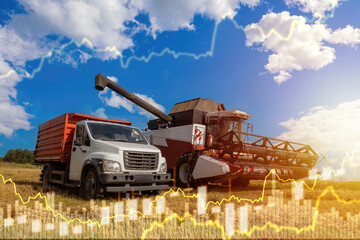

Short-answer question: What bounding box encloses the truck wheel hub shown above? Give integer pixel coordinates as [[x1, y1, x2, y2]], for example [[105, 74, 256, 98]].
[[86, 177, 95, 194]]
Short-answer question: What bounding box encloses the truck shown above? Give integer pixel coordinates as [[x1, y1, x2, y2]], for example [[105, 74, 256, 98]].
[[95, 73, 321, 188], [35, 113, 170, 200]]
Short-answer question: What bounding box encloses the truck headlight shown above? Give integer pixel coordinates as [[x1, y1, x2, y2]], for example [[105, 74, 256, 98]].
[[160, 162, 167, 172], [103, 160, 121, 172]]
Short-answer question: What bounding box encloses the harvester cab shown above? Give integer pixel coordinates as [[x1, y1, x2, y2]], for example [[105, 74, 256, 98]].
[[205, 110, 251, 160]]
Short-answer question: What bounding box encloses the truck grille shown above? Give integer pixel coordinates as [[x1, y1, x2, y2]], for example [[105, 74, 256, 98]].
[[124, 151, 158, 170]]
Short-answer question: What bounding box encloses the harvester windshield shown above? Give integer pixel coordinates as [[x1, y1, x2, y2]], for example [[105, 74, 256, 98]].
[[206, 110, 250, 145]]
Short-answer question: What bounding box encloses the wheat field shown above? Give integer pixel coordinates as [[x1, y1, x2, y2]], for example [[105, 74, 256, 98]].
[[1, 162, 360, 239]]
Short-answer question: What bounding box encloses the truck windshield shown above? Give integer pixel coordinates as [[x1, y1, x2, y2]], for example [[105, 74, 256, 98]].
[[87, 123, 147, 144]]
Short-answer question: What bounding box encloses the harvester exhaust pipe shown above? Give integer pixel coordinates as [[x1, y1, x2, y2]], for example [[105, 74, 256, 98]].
[[95, 73, 173, 123]]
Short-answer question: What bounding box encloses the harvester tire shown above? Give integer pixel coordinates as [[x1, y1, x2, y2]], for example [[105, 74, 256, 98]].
[[82, 168, 100, 200], [176, 154, 192, 188]]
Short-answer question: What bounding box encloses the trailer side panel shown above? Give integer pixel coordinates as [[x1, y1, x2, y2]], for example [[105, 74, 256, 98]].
[[35, 113, 131, 164]]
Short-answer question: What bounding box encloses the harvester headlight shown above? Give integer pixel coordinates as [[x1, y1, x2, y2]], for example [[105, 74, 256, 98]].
[[160, 162, 167, 172], [103, 160, 121, 172]]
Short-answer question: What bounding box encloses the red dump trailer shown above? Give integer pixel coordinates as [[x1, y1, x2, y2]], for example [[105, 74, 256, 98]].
[[35, 113, 131, 163]]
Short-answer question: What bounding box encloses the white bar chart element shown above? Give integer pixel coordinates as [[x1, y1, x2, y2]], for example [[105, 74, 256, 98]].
[[17, 216, 26, 224], [156, 197, 165, 214], [114, 202, 124, 222], [292, 181, 303, 200], [59, 222, 68, 236], [45, 223, 54, 230], [101, 207, 110, 225], [197, 186, 207, 215], [4, 218, 14, 227], [129, 199, 138, 220], [239, 206, 248, 233], [73, 225, 82, 234], [142, 198, 152, 216], [225, 203, 235, 236], [32, 220, 41, 233]]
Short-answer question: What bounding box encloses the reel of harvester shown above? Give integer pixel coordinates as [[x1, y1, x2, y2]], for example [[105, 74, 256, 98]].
[[244, 132, 319, 168], [209, 130, 319, 168]]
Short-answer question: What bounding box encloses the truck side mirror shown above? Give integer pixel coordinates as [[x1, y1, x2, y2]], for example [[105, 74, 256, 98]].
[[150, 135, 154, 145]]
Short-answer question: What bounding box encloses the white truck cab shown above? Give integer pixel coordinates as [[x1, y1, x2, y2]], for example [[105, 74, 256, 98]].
[[69, 120, 170, 199]]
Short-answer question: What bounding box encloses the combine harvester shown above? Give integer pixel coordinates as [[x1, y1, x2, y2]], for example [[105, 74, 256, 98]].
[[95, 73, 320, 188]]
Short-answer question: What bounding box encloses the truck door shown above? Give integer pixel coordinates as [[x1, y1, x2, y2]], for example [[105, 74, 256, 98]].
[[69, 123, 90, 181]]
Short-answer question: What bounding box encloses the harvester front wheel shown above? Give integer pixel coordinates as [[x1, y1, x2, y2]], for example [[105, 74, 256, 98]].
[[176, 154, 192, 188]]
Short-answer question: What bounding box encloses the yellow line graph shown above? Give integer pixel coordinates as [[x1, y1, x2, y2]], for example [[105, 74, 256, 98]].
[[249, 19, 299, 42], [0, 70, 16, 79], [0, 165, 355, 229], [141, 184, 360, 240], [0, 16, 312, 80]]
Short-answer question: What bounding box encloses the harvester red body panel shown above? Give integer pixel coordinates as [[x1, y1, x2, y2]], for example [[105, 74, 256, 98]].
[[35, 113, 131, 164]]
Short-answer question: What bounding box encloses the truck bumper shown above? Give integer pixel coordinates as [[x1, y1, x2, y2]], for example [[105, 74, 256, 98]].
[[98, 172, 171, 192], [105, 184, 169, 192]]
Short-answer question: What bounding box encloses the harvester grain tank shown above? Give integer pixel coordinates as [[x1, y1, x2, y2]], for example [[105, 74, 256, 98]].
[[95, 73, 320, 188]]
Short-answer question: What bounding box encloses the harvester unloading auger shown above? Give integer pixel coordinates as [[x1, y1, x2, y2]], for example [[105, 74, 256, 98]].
[[95, 73, 321, 188]]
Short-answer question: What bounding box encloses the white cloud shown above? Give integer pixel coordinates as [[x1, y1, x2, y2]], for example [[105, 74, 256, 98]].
[[284, 0, 346, 17], [134, 93, 166, 119], [97, 76, 136, 113], [50, 49, 94, 68], [0, 102, 33, 137], [278, 99, 360, 160], [273, 71, 292, 84], [12, 0, 138, 59], [0, 26, 49, 66], [0, 0, 261, 136], [91, 108, 108, 119], [133, 0, 261, 35], [244, 11, 360, 83], [107, 76, 118, 83], [7, 0, 261, 60], [101, 91, 135, 113], [98, 85, 165, 120], [327, 25, 360, 47], [0, 58, 33, 137]]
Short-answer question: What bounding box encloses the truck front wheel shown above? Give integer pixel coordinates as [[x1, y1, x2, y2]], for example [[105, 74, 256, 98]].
[[83, 168, 100, 200]]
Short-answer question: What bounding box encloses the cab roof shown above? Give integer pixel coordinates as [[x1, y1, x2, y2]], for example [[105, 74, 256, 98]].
[[206, 110, 250, 121]]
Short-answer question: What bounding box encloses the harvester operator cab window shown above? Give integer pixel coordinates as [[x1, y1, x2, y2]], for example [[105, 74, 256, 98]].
[[75, 124, 90, 146], [218, 118, 244, 142], [207, 117, 245, 145]]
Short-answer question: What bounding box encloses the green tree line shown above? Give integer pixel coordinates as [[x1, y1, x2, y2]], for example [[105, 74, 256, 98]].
[[1, 149, 35, 164]]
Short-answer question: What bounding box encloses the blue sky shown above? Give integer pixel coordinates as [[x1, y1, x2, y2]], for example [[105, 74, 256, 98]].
[[1, 0, 360, 172]]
